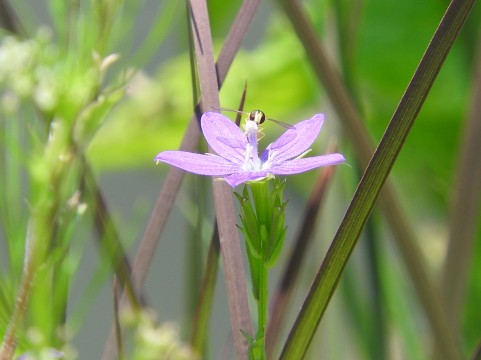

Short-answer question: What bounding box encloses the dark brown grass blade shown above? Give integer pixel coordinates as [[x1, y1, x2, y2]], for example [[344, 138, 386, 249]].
[[80, 156, 142, 310], [112, 277, 124, 360], [265, 158, 337, 357], [189, 222, 220, 355], [189, 1, 252, 357], [470, 337, 481, 360], [187, 1, 200, 109], [441, 35, 481, 332], [215, 2, 260, 87], [235, 82, 248, 126], [279, 0, 473, 354], [0, 0, 24, 34], [189, 82, 250, 355], [101, 1, 261, 359]]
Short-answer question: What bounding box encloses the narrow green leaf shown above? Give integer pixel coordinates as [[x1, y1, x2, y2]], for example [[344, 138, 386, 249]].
[[280, 0, 475, 358]]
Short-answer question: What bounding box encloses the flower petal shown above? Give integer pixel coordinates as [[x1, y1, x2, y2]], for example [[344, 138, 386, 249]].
[[155, 151, 238, 175], [268, 153, 345, 175], [261, 114, 324, 162], [223, 171, 270, 187], [201, 112, 247, 163]]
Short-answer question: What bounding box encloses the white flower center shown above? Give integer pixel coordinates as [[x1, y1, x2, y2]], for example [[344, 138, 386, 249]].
[[242, 120, 262, 171]]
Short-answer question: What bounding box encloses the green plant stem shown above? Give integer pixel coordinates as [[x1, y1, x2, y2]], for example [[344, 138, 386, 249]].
[[253, 262, 267, 360], [0, 234, 38, 359], [250, 181, 270, 227], [246, 181, 272, 360], [257, 263, 267, 336], [0, 120, 73, 359], [0, 201, 56, 359]]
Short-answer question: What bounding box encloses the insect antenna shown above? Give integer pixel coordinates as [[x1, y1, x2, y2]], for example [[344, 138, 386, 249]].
[[212, 107, 295, 130]]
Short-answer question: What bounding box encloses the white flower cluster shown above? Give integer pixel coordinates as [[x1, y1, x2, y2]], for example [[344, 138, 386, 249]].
[[0, 28, 59, 113], [124, 309, 198, 360], [135, 322, 196, 360]]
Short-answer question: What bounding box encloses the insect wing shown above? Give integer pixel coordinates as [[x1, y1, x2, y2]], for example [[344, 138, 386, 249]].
[[266, 117, 295, 129]]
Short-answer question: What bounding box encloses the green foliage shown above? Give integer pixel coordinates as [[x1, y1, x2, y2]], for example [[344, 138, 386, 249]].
[[1, 0, 480, 358], [0, 1, 127, 357]]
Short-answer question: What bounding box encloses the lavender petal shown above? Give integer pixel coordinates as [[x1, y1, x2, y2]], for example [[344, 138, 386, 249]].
[[224, 171, 270, 187], [269, 153, 345, 175], [155, 151, 238, 175], [201, 112, 247, 163], [262, 114, 324, 162]]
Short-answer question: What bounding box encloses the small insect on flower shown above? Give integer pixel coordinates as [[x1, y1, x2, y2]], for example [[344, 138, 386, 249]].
[[214, 108, 294, 140], [244, 109, 294, 129]]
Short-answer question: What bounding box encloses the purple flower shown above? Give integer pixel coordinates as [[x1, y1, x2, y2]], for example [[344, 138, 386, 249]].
[[155, 112, 345, 187]]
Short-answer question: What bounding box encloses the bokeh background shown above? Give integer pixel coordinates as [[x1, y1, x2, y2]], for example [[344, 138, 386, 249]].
[[1, 0, 480, 359]]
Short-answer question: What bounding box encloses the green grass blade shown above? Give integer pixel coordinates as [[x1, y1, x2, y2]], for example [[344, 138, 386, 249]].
[[280, 0, 476, 358]]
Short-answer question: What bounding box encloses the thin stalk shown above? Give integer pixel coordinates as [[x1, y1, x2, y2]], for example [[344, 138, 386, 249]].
[[189, 222, 220, 356], [244, 180, 284, 360], [249, 182, 269, 360], [469, 338, 481, 360], [441, 33, 481, 331], [112, 278, 124, 360], [0, 0, 24, 34], [189, 1, 252, 358], [253, 263, 267, 360], [82, 158, 142, 311], [0, 229, 40, 359], [257, 266, 267, 333], [190, 82, 248, 355]]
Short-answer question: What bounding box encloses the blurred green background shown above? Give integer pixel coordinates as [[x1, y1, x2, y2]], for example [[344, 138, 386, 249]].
[[1, 0, 480, 358]]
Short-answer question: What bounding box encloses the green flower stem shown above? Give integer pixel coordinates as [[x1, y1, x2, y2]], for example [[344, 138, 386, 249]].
[[247, 181, 268, 360], [0, 121, 74, 359], [250, 181, 270, 227], [237, 179, 287, 360], [0, 230, 38, 359], [252, 260, 268, 360]]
